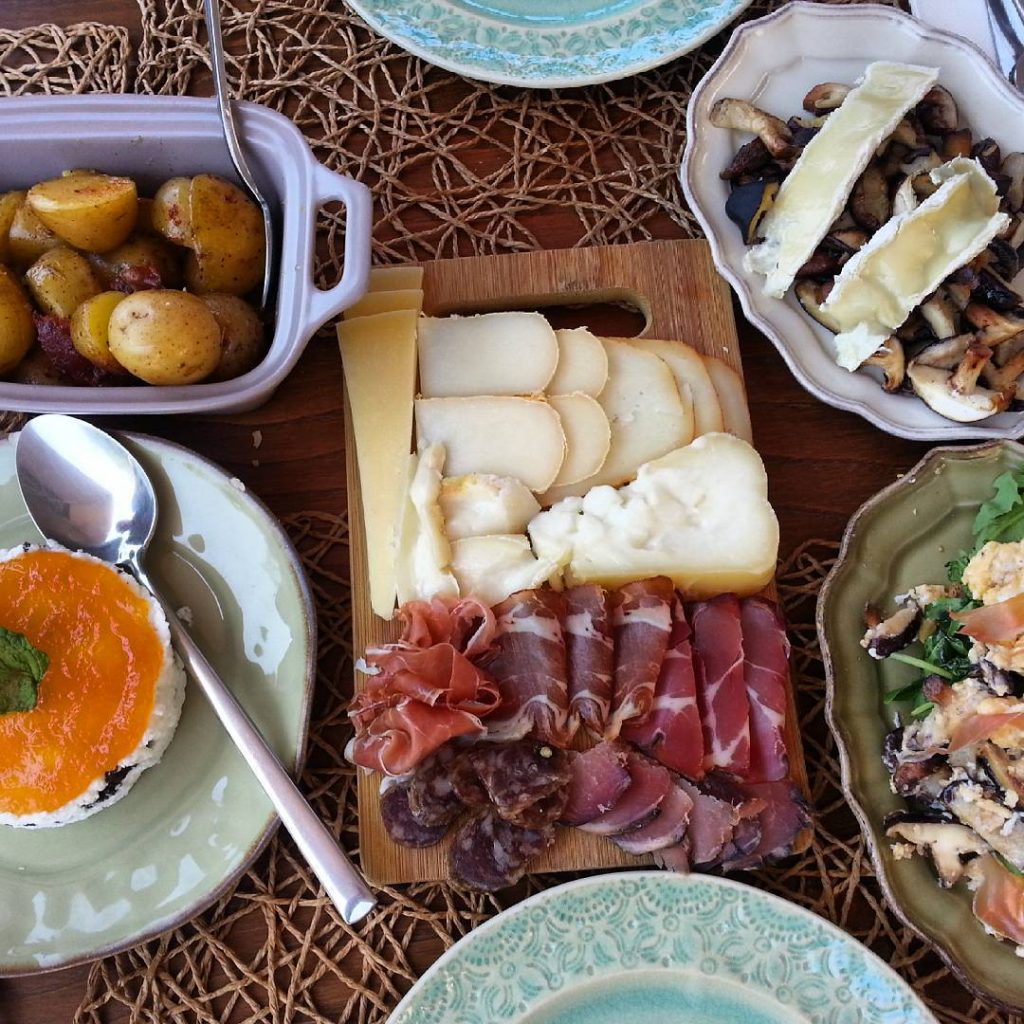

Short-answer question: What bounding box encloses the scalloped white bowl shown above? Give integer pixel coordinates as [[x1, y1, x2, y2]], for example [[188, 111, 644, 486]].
[[681, 1, 1024, 442]]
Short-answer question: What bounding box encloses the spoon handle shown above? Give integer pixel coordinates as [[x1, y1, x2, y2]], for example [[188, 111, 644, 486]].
[[141, 573, 377, 925]]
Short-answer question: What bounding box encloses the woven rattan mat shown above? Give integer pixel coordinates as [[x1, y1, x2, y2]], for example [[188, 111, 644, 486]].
[[5, 3, 1018, 1022]]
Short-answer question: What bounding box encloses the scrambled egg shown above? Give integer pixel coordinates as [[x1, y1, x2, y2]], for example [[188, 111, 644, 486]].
[[964, 541, 1024, 606]]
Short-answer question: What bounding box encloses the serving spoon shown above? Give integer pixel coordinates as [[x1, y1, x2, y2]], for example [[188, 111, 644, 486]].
[[15, 414, 377, 925]]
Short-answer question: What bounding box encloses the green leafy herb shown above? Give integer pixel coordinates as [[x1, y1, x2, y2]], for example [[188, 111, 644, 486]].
[[910, 701, 935, 719], [888, 652, 955, 679], [973, 468, 1024, 547], [0, 626, 48, 714]]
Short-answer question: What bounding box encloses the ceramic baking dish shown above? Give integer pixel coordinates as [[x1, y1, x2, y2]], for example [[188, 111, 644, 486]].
[[0, 94, 372, 414]]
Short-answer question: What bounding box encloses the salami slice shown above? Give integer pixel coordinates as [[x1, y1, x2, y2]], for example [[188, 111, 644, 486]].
[[469, 739, 571, 828], [381, 783, 450, 848], [449, 810, 555, 891], [407, 746, 465, 827], [450, 750, 489, 808]]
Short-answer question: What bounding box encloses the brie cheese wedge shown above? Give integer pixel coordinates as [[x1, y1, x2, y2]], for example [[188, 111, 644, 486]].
[[825, 158, 1010, 371], [744, 61, 938, 298]]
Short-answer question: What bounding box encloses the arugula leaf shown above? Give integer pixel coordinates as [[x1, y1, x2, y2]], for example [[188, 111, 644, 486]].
[[973, 469, 1024, 547], [0, 626, 48, 714], [910, 701, 935, 719], [946, 551, 971, 584]]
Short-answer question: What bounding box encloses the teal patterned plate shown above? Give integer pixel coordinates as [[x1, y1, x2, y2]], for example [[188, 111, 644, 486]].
[[345, 0, 753, 88], [389, 872, 935, 1023]]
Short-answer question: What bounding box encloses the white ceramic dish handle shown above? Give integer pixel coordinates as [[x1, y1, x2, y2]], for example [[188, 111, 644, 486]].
[[303, 164, 374, 329]]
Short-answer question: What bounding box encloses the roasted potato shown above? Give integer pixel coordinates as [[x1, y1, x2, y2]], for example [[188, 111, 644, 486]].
[[8, 200, 61, 269], [24, 247, 103, 319], [108, 289, 221, 384], [70, 291, 127, 373], [151, 177, 193, 246], [0, 191, 26, 266], [90, 235, 183, 290], [27, 172, 138, 253], [135, 198, 158, 236], [201, 293, 264, 380], [0, 266, 36, 375], [184, 174, 264, 295], [11, 347, 62, 386]]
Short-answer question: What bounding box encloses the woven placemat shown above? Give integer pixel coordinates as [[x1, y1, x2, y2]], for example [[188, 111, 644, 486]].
[[5, 3, 1018, 1022]]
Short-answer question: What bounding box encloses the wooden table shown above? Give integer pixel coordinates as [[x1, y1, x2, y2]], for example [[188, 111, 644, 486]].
[[0, 2, 931, 1021]]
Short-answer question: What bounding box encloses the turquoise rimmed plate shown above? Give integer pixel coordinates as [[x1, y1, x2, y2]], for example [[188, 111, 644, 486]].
[[389, 872, 935, 1023], [345, 0, 753, 88], [0, 432, 315, 975]]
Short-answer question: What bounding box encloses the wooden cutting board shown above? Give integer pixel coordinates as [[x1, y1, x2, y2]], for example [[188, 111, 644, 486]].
[[343, 239, 811, 886]]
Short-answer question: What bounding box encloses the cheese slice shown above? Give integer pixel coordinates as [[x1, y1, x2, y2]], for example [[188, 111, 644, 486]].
[[337, 308, 418, 619], [625, 337, 709, 436], [369, 265, 424, 292], [450, 535, 561, 606], [439, 474, 540, 540], [417, 312, 559, 397], [825, 158, 1010, 370], [744, 61, 938, 298], [343, 288, 423, 319], [547, 392, 612, 486], [548, 327, 609, 396], [703, 356, 752, 443]]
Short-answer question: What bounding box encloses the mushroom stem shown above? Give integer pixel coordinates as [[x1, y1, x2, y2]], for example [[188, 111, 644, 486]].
[[951, 344, 994, 395], [710, 98, 795, 160]]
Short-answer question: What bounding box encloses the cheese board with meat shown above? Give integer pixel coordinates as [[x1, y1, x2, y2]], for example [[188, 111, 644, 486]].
[[338, 238, 811, 887]]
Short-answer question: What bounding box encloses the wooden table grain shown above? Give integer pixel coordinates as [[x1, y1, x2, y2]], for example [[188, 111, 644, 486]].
[[0, 2, 930, 1021]]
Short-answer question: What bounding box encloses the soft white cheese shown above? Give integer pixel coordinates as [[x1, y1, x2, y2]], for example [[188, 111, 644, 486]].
[[744, 61, 938, 298], [449, 534, 561, 606], [827, 157, 1010, 370], [438, 473, 540, 541]]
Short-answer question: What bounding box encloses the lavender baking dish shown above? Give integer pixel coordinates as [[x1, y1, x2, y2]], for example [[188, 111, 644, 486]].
[[0, 95, 372, 414]]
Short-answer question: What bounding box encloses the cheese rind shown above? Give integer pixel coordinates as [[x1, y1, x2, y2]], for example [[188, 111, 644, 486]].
[[337, 308, 418, 619], [825, 158, 1010, 370], [744, 61, 939, 298]]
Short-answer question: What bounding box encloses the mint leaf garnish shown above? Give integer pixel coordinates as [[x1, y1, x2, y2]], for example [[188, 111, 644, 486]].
[[0, 626, 49, 714]]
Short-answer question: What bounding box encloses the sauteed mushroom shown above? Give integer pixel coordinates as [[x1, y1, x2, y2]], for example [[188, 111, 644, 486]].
[[863, 338, 906, 392], [917, 85, 959, 134], [710, 98, 795, 160], [802, 82, 850, 114]]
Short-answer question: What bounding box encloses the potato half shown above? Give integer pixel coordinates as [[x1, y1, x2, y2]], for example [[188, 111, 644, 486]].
[[151, 177, 193, 246], [25, 247, 103, 319], [28, 172, 138, 253], [200, 293, 264, 380], [0, 267, 36, 375], [71, 291, 127, 374], [8, 200, 60, 269], [0, 191, 26, 267], [108, 290, 221, 385]]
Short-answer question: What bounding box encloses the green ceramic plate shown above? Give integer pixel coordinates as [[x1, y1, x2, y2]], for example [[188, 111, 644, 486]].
[[819, 441, 1024, 1014], [345, 0, 753, 88], [0, 432, 315, 976], [389, 871, 934, 1023]]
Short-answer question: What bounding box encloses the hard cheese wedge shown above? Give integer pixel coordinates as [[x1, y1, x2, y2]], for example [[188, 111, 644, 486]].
[[744, 61, 938, 298], [343, 287, 423, 319], [337, 308, 418, 619], [369, 265, 424, 291], [825, 157, 1010, 370], [528, 432, 779, 597]]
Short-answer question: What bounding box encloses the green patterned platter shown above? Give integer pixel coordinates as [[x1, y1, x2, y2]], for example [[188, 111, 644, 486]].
[[389, 872, 935, 1023], [345, 0, 753, 88]]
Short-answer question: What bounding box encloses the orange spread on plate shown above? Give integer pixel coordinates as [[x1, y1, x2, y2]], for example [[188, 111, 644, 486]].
[[0, 549, 165, 816]]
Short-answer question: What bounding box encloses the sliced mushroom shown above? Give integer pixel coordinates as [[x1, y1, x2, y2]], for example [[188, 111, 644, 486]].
[[942, 128, 973, 160], [978, 742, 1024, 806], [973, 270, 1023, 314], [710, 98, 795, 159], [945, 781, 1024, 871], [973, 138, 1003, 177], [966, 303, 1024, 345], [896, 309, 933, 344], [914, 333, 972, 369], [901, 148, 942, 178], [946, 280, 974, 311], [850, 164, 891, 232], [986, 240, 1021, 284], [917, 85, 959, 134], [885, 815, 988, 887], [907, 361, 1013, 422], [1002, 152, 1024, 213], [831, 228, 868, 252], [720, 137, 772, 181], [920, 289, 961, 339], [802, 82, 850, 114], [951, 343, 993, 394], [891, 118, 925, 149], [864, 338, 906, 392], [794, 279, 840, 332], [892, 760, 952, 803], [981, 339, 1024, 391], [860, 604, 921, 658], [892, 175, 918, 218], [725, 179, 779, 244]]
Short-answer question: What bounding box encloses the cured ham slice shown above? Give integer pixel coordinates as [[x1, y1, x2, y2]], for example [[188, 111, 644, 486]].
[[606, 576, 674, 738], [450, 810, 555, 891], [741, 598, 790, 782], [395, 596, 497, 657], [381, 783, 449, 848], [654, 838, 691, 873], [564, 584, 615, 736], [348, 644, 499, 775], [474, 589, 572, 746], [612, 782, 693, 855], [407, 746, 465, 827], [468, 739, 571, 828], [699, 772, 766, 869], [691, 594, 751, 777], [729, 780, 810, 868], [621, 599, 704, 779], [560, 741, 631, 826], [675, 776, 736, 867], [579, 752, 671, 836]]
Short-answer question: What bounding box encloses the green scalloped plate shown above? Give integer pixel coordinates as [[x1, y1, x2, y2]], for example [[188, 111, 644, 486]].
[[0, 432, 315, 976], [345, 0, 753, 88], [389, 872, 934, 1023], [819, 441, 1024, 1014]]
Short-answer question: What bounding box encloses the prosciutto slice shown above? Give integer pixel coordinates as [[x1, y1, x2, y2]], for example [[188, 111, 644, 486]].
[[578, 752, 672, 836], [691, 595, 751, 777], [675, 776, 737, 866], [621, 599, 704, 779], [606, 577, 674, 738], [612, 782, 693, 855], [395, 596, 497, 658], [741, 598, 790, 782], [474, 589, 572, 746], [560, 742, 631, 826], [564, 584, 615, 736]]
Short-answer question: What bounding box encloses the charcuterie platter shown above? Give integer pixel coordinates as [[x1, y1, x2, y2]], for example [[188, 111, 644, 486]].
[[341, 239, 811, 885]]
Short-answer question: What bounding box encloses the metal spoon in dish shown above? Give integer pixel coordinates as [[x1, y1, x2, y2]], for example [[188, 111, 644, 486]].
[[203, 0, 275, 312], [15, 414, 376, 925]]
